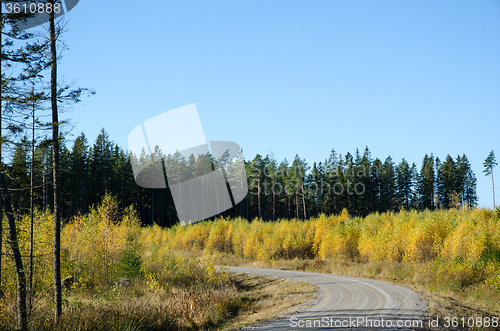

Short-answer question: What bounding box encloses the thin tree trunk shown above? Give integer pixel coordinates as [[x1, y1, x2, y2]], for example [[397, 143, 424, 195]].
[[49, 4, 62, 322], [1, 170, 28, 330], [0, 4, 4, 297], [287, 195, 290, 219], [257, 177, 261, 219], [42, 168, 46, 211], [267, 192, 270, 221], [29, 86, 35, 311], [272, 190, 275, 221], [295, 193, 299, 219], [301, 183, 307, 219], [492, 168, 496, 209], [245, 193, 248, 221]]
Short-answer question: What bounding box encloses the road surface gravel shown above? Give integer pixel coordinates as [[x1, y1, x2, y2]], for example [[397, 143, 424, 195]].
[[221, 266, 428, 330]]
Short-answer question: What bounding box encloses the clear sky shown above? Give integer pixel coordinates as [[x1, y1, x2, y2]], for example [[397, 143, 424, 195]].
[[35, 0, 500, 207]]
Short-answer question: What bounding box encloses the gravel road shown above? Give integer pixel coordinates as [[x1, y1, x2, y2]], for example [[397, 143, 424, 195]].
[[222, 266, 428, 330]]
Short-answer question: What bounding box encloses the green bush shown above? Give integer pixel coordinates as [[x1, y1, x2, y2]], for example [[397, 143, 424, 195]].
[[118, 248, 142, 279]]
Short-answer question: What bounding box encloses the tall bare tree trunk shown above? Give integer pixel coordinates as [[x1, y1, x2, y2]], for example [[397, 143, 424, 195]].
[[1, 171, 28, 330], [492, 167, 496, 209], [29, 88, 35, 311], [295, 193, 299, 219], [301, 183, 307, 219], [240, 180, 243, 217], [49, 3, 62, 322], [0, 1, 4, 298], [42, 168, 46, 211], [287, 195, 290, 219], [272, 190, 275, 221], [257, 177, 261, 219]]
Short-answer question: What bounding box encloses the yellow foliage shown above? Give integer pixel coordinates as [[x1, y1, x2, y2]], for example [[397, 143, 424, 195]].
[[159, 207, 499, 270], [318, 222, 360, 261], [62, 195, 143, 286], [3, 198, 499, 322], [204, 218, 233, 254], [1, 209, 54, 292], [441, 209, 494, 263]]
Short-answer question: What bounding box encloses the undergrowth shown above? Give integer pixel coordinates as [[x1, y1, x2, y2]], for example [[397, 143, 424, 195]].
[[161, 208, 500, 312]]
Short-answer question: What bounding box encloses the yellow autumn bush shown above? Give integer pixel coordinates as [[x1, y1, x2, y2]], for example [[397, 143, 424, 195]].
[[62, 195, 142, 286], [358, 212, 408, 262], [403, 211, 450, 262], [161, 207, 500, 277], [318, 222, 360, 261], [204, 218, 234, 254], [441, 208, 500, 263]]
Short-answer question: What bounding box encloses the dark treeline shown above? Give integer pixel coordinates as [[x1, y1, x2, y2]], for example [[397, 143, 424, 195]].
[[244, 149, 477, 221], [8, 129, 478, 225]]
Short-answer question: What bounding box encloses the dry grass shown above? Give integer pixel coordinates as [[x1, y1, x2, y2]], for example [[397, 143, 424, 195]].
[[0, 270, 316, 331], [1, 280, 235, 330], [219, 273, 316, 330]]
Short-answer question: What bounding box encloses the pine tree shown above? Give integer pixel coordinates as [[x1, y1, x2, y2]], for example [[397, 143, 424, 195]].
[[260, 155, 272, 220], [483, 150, 497, 208], [289, 155, 308, 219], [247, 155, 264, 219], [48, 2, 63, 321], [276, 159, 289, 219], [343, 152, 355, 213], [265, 155, 278, 220]]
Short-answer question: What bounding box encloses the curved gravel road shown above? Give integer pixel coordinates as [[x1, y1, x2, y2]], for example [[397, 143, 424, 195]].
[[222, 266, 428, 330]]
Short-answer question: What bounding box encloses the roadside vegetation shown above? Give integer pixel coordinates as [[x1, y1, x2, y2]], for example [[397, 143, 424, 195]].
[[161, 208, 500, 317], [0, 195, 315, 330], [2, 195, 498, 329]]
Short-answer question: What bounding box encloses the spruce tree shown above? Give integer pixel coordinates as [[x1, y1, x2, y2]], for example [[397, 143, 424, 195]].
[[418, 154, 435, 210], [456, 154, 477, 208], [436, 155, 457, 208], [70, 133, 89, 214], [379, 156, 396, 212], [395, 159, 413, 211]]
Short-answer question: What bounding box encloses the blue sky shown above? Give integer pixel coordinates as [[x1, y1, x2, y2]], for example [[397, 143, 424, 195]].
[[32, 0, 500, 207]]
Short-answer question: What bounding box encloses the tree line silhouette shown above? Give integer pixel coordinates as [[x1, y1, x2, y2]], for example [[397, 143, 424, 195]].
[[7, 128, 478, 226]]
